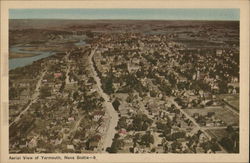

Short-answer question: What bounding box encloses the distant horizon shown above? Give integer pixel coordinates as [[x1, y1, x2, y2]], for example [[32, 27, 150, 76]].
[[9, 18, 239, 22], [9, 9, 240, 21]]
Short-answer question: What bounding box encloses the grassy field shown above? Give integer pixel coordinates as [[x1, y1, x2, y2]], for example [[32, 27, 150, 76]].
[[184, 106, 239, 126]]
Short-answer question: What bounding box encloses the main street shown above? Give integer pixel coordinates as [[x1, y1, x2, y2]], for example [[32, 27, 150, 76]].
[[88, 46, 119, 152]]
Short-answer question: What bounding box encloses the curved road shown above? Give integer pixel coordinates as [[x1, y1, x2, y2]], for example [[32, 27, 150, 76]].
[[88, 47, 119, 152]]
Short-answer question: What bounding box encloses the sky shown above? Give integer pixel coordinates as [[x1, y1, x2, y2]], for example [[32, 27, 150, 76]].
[[9, 8, 240, 21]]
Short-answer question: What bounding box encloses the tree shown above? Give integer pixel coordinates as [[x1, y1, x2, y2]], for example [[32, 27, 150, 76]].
[[40, 87, 51, 98], [132, 114, 153, 131], [112, 99, 121, 111], [73, 91, 79, 101], [103, 73, 114, 95], [220, 137, 234, 152], [142, 122, 149, 131], [171, 141, 182, 153], [141, 132, 154, 147], [86, 30, 94, 38], [218, 80, 228, 94], [109, 139, 123, 153], [226, 125, 234, 133]]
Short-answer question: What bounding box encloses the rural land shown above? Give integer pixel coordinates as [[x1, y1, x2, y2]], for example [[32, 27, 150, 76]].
[[9, 19, 239, 153]]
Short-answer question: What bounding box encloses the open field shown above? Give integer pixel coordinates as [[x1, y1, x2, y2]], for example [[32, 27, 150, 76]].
[[184, 106, 239, 126]]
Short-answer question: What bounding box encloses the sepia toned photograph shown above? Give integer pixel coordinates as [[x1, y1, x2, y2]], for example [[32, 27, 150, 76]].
[[8, 8, 240, 154], [1, 1, 249, 163]]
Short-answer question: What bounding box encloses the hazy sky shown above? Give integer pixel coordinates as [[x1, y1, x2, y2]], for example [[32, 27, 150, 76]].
[[9, 8, 239, 20]]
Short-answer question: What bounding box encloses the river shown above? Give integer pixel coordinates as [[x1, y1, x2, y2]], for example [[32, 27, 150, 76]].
[[9, 46, 55, 70], [9, 40, 86, 70]]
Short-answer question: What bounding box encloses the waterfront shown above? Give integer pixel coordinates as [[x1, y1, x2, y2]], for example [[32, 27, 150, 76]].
[[9, 46, 54, 70], [9, 38, 86, 70]]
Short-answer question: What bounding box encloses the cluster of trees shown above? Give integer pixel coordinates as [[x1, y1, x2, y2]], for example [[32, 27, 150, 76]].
[[133, 132, 154, 148], [143, 54, 157, 65], [219, 125, 239, 153], [77, 93, 103, 112], [85, 30, 94, 38], [115, 116, 127, 130], [106, 134, 124, 153], [140, 132, 154, 147], [40, 86, 52, 99], [9, 87, 24, 100], [200, 138, 220, 153], [165, 131, 186, 141], [130, 114, 153, 131], [156, 121, 172, 137], [102, 72, 115, 95], [190, 80, 211, 92], [170, 140, 182, 153], [112, 99, 121, 111], [124, 73, 143, 91], [114, 63, 127, 70]]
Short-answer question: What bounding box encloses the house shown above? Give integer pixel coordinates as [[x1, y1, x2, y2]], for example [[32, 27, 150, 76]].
[[119, 128, 127, 135], [67, 145, 75, 150], [28, 137, 37, 148], [155, 146, 164, 153], [20, 89, 30, 100], [205, 122, 214, 127], [92, 111, 105, 121], [36, 148, 46, 153], [54, 73, 62, 78], [89, 141, 99, 150], [68, 117, 75, 122], [127, 62, 140, 73], [231, 77, 239, 83], [19, 140, 28, 149], [216, 49, 223, 55], [177, 76, 188, 83], [133, 147, 139, 153], [196, 146, 205, 153], [232, 88, 237, 94], [42, 79, 48, 83], [54, 138, 63, 146]]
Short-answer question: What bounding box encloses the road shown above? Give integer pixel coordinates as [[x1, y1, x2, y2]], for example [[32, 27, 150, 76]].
[[63, 114, 84, 141], [88, 47, 119, 152], [65, 52, 71, 85], [222, 101, 239, 116], [10, 70, 47, 127]]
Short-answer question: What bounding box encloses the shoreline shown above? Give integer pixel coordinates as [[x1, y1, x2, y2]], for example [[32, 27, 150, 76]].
[[9, 52, 40, 59]]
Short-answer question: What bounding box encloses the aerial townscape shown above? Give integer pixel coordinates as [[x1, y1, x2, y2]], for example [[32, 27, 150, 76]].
[[9, 19, 239, 154]]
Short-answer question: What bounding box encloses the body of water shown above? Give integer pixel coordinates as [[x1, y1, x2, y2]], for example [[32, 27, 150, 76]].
[[9, 39, 86, 70], [9, 46, 54, 70]]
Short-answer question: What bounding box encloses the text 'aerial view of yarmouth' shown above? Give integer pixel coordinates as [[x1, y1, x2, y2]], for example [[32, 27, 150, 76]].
[[9, 9, 239, 154]]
